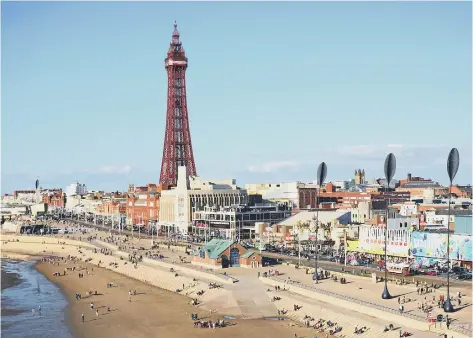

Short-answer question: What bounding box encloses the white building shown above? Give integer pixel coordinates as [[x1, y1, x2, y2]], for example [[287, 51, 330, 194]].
[[331, 180, 350, 191], [158, 166, 248, 234], [245, 182, 300, 208], [65, 182, 87, 197], [424, 210, 449, 226], [400, 202, 418, 216], [351, 201, 371, 224]]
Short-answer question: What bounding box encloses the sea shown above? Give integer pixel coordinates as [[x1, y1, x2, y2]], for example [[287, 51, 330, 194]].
[[1, 259, 73, 338]]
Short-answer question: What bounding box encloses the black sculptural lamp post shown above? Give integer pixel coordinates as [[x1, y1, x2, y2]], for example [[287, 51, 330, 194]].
[[444, 148, 459, 313], [381, 153, 396, 300], [313, 162, 327, 281]]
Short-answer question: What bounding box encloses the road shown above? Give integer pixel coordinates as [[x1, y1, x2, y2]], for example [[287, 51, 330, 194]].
[[260, 251, 471, 288], [59, 218, 471, 288]]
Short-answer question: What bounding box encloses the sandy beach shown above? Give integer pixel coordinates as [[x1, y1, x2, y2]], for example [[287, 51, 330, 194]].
[[36, 259, 313, 338]]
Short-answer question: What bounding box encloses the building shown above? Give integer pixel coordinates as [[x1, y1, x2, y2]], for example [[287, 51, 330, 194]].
[[159, 22, 197, 189], [276, 209, 353, 249], [371, 191, 410, 205], [351, 201, 371, 224], [65, 195, 102, 213], [159, 166, 248, 234], [65, 182, 87, 197], [410, 232, 472, 269], [42, 190, 66, 208], [357, 225, 412, 258], [434, 209, 472, 230], [396, 180, 447, 198], [126, 184, 161, 226], [97, 200, 126, 217], [192, 239, 262, 269], [192, 204, 291, 240], [245, 182, 299, 208], [455, 215, 472, 235], [456, 185, 472, 198], [331, 180, 350, 191], [354, 169, 366, 185], [399, 202, 418, 217], [317, 190, 372, 208]]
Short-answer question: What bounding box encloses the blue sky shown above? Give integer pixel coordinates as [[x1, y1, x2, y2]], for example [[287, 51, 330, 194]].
[[2, 1, 472, 193]]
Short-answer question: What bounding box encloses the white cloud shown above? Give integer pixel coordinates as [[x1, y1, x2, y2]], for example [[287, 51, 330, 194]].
[[96, 165, 131, 174], [246, 161, 297, 173], [327, 144, 443, 161]]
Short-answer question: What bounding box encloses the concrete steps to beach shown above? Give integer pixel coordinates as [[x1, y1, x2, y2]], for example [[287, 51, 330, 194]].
[[265, 290, 434, 338]]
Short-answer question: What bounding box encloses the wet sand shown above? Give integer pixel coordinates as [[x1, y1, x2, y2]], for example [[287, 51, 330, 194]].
[[1, 264, 22, 291], [36, 260, 313, 338]]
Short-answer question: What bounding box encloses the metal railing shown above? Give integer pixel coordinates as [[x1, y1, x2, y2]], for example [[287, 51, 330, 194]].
[[93, 239, 238, 283], [264, 276, 472, 336]]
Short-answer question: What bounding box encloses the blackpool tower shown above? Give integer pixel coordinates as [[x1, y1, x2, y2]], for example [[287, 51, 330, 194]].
[[159, 22, 197, 189]]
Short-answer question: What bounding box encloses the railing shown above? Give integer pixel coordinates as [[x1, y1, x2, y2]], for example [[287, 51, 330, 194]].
[[93, 239, 238, 283], [264, 276, 472, 337]]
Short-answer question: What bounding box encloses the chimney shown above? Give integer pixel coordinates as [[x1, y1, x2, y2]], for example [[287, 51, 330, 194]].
[[407, 173, 412, 182]]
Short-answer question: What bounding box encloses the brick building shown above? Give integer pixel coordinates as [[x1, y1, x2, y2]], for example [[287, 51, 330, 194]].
[[126, 184, 161, 225], [396, 179, 447, 197], [96, 200, 126, 216], [42, 191, 66, 208], [371, 191, 411, 205], [192, 239, 262, 269]]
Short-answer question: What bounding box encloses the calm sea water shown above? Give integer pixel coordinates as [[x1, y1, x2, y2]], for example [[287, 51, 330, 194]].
[[1, 260, 73, 338]]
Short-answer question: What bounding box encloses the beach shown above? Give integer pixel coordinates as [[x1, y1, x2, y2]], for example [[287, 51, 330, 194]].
[[4, 231, 470, 338], [36, 259, 312, 338]]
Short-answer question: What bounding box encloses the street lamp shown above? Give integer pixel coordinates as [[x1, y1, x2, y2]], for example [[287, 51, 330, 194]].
[[313, 161, 327, 282], [381, 153, 396, 300], [444, 148, 459, 313]]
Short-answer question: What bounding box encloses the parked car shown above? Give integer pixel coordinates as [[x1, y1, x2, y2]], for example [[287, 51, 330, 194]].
[[452, 266, 467, 275], [425, 269, 438, 276], [456, 272, 472, 280]]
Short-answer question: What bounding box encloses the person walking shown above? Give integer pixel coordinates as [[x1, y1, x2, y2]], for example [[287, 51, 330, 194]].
[[95, 309, 99, 317], [81, 313, 85, 323]]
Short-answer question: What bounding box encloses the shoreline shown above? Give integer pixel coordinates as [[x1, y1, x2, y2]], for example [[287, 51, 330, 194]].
[[33, 257, 311, 338], [34, 260, 75, 338]]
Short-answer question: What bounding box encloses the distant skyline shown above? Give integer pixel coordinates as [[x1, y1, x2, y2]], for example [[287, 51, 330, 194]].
[[2, 1, 472, 194]]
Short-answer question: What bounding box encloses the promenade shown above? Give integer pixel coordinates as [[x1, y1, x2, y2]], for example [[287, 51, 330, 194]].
[[3, 229, 471, 338]]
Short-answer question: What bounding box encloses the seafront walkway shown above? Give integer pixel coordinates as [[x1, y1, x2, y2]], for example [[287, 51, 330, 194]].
[[4, 231, 471, 338], [259, 275, 471, 338], [264, 264, 472, 332], [1, 235, 229, 308], [264, 289, 436, 338]]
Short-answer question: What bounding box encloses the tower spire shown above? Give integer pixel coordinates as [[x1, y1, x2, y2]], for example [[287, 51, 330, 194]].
[[171, 21, 181, 46], [160, 22, 197, 189]]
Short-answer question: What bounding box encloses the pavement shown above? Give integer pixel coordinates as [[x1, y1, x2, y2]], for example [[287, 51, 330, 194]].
[[262, 251, 471, 289], [16, 220, 473, 338]]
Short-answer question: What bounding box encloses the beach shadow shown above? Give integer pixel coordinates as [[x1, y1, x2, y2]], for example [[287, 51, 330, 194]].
[[393, 291, 415, 298], [454, 303, 471, 312]]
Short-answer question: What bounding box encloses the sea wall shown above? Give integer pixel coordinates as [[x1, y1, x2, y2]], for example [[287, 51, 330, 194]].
[[1, 235, 228, 307], [95, 240, 233, 285]]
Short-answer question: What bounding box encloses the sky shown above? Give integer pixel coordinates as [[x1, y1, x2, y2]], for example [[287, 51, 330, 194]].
[[1, 1, 472, 194]]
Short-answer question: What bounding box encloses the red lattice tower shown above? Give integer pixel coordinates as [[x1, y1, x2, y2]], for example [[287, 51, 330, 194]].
[[159, 22, 197, 189]]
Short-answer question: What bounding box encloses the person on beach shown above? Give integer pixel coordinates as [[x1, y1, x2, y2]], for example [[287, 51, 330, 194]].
[[82, 314, 84, 323], [96, 309, 99, 317]]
